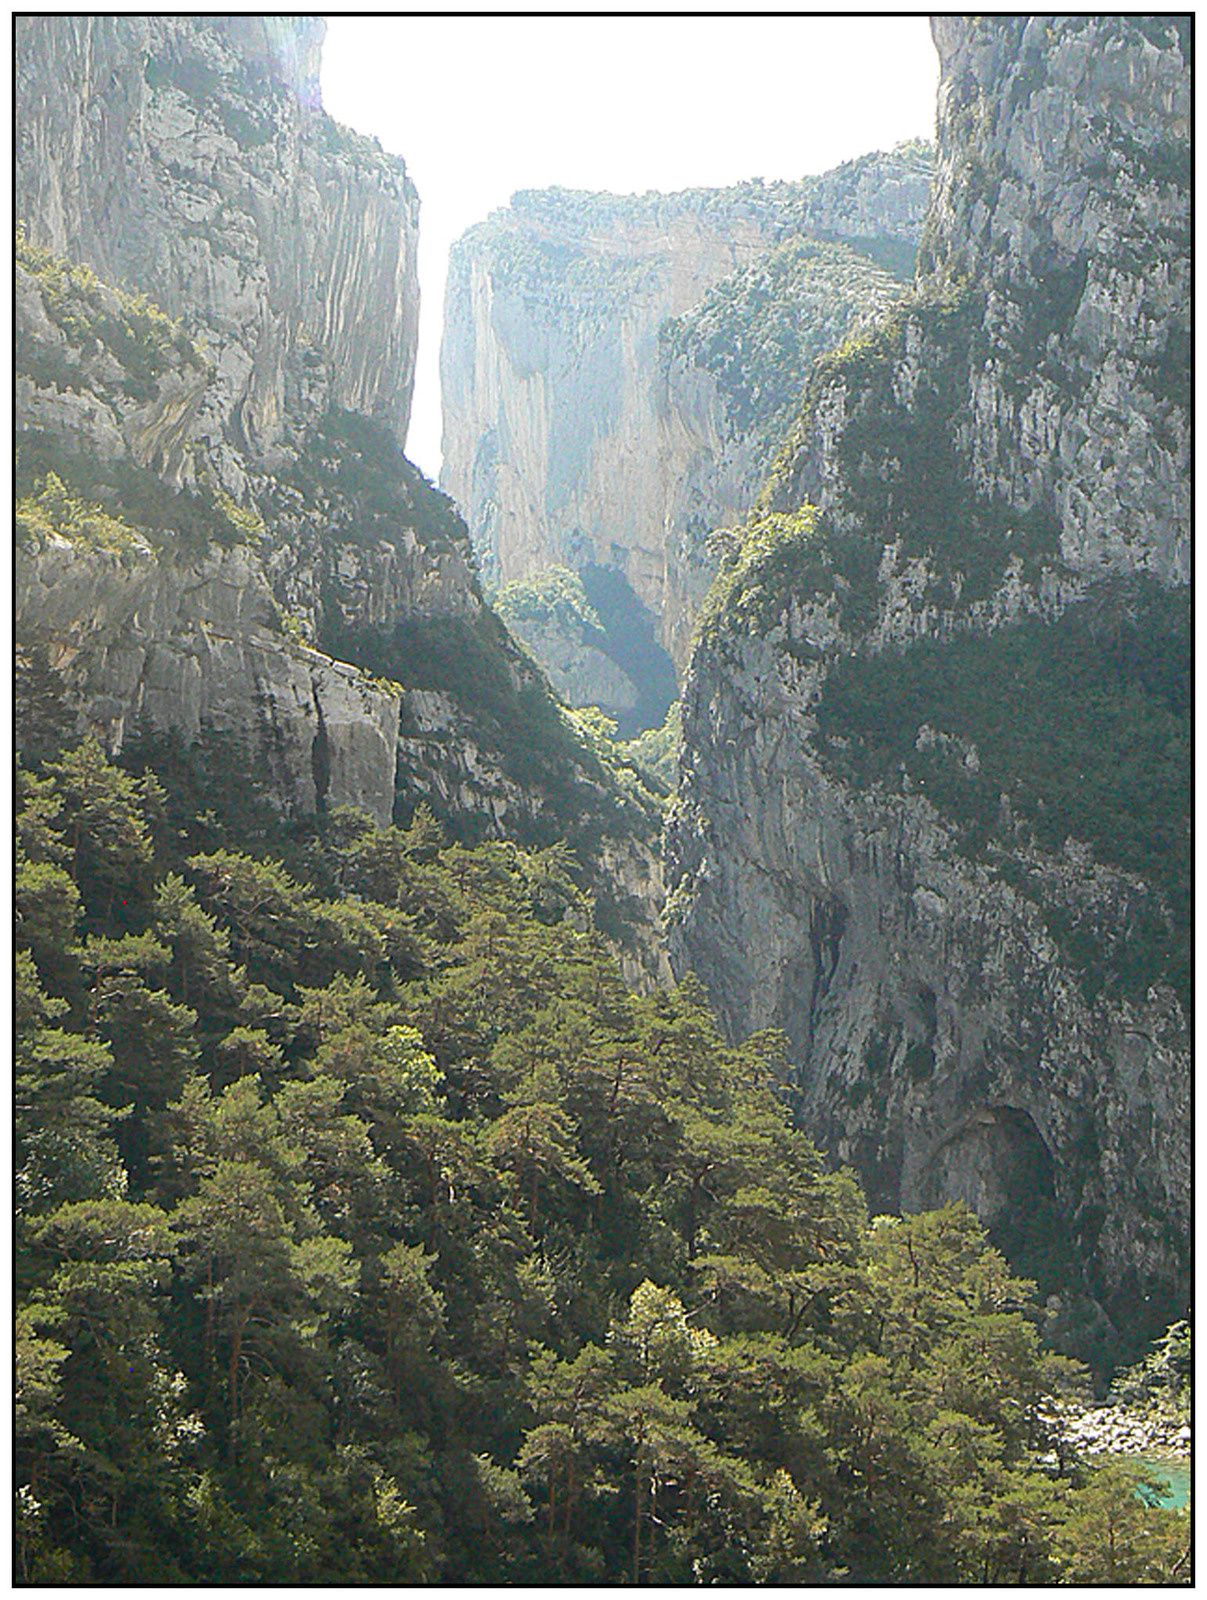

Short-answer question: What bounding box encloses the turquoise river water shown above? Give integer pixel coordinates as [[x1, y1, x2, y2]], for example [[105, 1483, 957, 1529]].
[[1132, 1456, 1191, 1509]]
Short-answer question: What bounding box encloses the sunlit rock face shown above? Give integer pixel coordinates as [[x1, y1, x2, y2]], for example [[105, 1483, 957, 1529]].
[[15, 15, 669, 981], [775, 16, 1190, 584], [14, 13, 427, 827], [17, 530, 403, 826], [440, 146, 933, 676], [16, 14, 419, 460], [667, 16, 1189, 1357]]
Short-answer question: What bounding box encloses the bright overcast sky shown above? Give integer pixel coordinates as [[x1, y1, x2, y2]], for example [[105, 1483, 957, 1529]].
[[321, 16, 940, 478]]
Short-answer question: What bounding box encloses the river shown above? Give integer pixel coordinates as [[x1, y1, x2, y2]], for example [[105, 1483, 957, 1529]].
[[1132, 1456, 1191, 1510]]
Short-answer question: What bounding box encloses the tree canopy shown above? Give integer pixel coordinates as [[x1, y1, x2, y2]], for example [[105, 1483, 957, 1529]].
[[14, 739, 1190, 1583]]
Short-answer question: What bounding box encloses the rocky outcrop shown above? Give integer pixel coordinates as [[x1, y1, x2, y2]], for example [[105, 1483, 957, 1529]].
[[667, 16, 1190, 1357], [14, 135, 432, 830], [15, 15, 419, 459], [440, 183, 782, 660], [657, 235, 912, 664], [15, 15, 668, 982], [504, 619, 640, 722], [775, 21, 1189, 583], [492, 564, 678, 738], [1055, 1402, 1191, 1462], [441, 146, 932, 675], [492, 565, 639, 723], [17, 529, 402, 825]]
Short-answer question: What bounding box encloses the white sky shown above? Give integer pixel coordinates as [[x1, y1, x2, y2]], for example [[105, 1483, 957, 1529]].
[[321, 16, 940, 478]]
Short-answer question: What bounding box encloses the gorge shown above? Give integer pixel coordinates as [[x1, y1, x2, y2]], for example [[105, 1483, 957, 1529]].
[[440, 142, 933, 710], [435, 14, 1190, 1357], [14, 12, 1191, 1585]]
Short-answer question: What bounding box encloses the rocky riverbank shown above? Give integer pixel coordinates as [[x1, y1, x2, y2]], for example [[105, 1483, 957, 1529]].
[[1056, 1403, 1191, 1461]]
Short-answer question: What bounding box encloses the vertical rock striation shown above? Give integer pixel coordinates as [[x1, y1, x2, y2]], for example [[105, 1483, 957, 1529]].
[[15, 14, 429, 826], [440, 146, 933, 674], [16, 15, 668, 981], [16, 15, 419, 457], [666, 16, 1190, 1357]]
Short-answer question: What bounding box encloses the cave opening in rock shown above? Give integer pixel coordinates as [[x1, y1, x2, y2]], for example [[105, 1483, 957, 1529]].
[[922, 1104, 1077, 1295]]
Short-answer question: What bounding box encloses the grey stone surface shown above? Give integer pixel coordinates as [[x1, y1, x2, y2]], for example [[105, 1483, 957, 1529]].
[[666, 17, 1190, 1328], [16, 16, 419, 456], [16, 15, 668, 982], [441, 149, 933, 669]]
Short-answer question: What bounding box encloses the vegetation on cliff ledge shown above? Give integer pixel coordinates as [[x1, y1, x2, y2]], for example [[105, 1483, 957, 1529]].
[[495, 566, 607, 643], [661, 236, 905, 449], [17, 227, 205, 400], [15, 438, 266, 559], [817, 580, 1190, 1010]]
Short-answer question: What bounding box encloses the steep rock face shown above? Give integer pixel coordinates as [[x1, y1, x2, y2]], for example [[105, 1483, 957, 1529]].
[[502, 618, 641, 722], [667, 16, 1189, 1354], [441, 186, 783, 620], [15, 244, 414, 827], [493, 565, 641, 723], [15, 15, 419, 458], [441, 147, 932, 672], [17, 530, 402, 825], [777, 20, 1189, 582], [492, 564, 678, 738], [15, 246, 667, 982], [15, 16, 668, 983], [657, 234, 913, 665]]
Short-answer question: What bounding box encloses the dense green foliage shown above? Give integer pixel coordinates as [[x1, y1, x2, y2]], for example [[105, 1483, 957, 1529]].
[[17, 472, 145, 555], [1110, 1321, 1191, 1425], [698, 282, 1066, 654], [333, 607, 660, 941], [495, 566, 605, 640], [760, 281, 1064, 603], [695, 502, 890, 649], [817, 582, 1191, 1009], [620, 701, 681, 794], [15, 738, 1190, 1583]]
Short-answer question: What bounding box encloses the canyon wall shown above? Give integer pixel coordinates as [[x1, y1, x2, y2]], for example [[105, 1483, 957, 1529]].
[[16, 16, 419, 457], [440, 146, 933, 675], [666, 15, 1190, 1354], [15, 15, 667, 983]]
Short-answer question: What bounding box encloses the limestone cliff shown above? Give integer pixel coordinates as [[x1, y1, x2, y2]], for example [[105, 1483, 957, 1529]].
[[666, 16, 1190, 1359], [492, 564, 679, 739], [494, 566, 641, 726], [15, 15, 667, 983], [657, 233, 912, 665], [440, 146, 933, 678], [16, 15, 418, 457]]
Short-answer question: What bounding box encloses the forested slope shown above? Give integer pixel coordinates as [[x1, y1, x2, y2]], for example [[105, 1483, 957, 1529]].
[[15, 740, 1189, 1582]]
